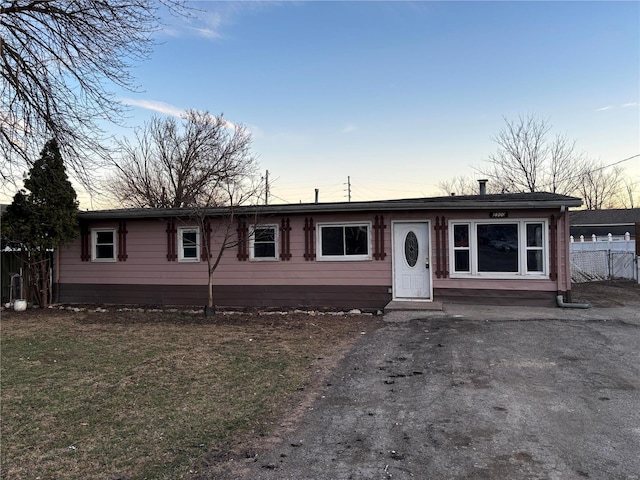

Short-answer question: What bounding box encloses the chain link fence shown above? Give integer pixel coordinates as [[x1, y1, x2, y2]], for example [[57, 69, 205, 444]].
[[570, 250, 637, 283]]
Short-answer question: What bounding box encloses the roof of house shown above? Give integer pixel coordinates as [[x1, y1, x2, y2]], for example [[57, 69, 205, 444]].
[[570, 208, 640, 226], [77, 192, 582, 220]]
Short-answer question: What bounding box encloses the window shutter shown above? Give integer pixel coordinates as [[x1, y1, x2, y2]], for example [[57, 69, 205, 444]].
[[373, 215, 387, 260], [166, 220, 177, 261], [80, 223, 90, 261], [117, 220, 128, 261], [304, 217, 315, 260], [201, 220, 212, 260], [280, 218, 292, 261], [237, 220, 248, 261]]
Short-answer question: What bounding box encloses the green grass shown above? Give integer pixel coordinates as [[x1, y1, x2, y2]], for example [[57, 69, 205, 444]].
[[1, 309, 378, 479]]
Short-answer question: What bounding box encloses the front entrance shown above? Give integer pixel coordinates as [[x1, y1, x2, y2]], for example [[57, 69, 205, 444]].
[[393, 222, 431, 299]]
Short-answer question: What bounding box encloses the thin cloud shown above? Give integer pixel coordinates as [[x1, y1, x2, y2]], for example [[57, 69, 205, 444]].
[[189, 27, 222, 39], [120, 98, 246, 132], [120, 98, 185, 117], [341, 123, 358, 134], [595, 102, 639, 111]]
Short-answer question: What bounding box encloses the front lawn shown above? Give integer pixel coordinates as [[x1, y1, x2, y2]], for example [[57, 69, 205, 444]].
[[1, 308, 379, 479]]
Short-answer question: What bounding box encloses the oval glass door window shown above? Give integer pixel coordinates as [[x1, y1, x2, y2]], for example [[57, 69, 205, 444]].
[[404, 231, 419, 267]]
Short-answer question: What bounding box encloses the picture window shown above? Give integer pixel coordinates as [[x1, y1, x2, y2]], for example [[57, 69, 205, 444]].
[[317, 223, 370, 261]]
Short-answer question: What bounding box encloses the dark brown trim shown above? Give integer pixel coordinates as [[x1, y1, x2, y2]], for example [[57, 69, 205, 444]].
[[236, 220, 248, 261], [635, 222, 640, 255], [117, 220, 128, 261], [80, 223, 90, 261], [166, 220, 177, 261], [373, 215, 387, 260], [434, 215, 448, 278], [201, 220, 212, 261], [434, 287, 557, 307], [435, 216, 442, 277], [549, 214, 558, 280], [304, 217, 315, 261], [58, 283, 391, 309], [280, 218, 291, 261]]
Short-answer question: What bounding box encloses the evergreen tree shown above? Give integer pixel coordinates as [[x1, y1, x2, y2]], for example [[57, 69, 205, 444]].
[[1, 139, 79, 307]]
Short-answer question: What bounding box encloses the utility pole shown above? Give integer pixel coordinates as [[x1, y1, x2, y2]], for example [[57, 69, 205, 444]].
[[346, 176, 351, 202], [264, 170, 269, 205]]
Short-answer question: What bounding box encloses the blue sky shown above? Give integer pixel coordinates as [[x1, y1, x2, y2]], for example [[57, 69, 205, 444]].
[[112, 0, 639, 205]]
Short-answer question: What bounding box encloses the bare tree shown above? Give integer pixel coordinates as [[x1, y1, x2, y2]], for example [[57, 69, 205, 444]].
[[0, 0, 188, 189], [191, 177, 264, 313], [576, 160, 623, 210], [108, 109, 263, 311], [615, 175, 638, 209], [481, 114, 584, 194], [108, 111, 257, 208]]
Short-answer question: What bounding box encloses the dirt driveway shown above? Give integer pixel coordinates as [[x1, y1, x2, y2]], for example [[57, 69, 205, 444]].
[[206, 282, 640, 480]]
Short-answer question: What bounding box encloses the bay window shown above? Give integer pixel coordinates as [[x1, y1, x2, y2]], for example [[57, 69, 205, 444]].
[[450, 220, 547, 277]]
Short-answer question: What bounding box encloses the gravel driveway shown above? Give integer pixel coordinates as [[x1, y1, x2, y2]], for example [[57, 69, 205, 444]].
[[208, 283, 640, 480]]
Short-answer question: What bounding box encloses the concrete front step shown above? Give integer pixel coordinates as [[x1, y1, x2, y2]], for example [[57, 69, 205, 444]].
[[384, 300, 443, 312]]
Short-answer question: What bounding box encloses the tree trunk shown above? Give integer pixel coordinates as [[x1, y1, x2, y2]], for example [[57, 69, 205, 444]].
[[204, 271, 215, 316], [40, 257, 49, 308]]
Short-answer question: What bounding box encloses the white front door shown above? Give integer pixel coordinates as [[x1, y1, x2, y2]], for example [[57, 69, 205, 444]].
[[393, 222, 431, 299]]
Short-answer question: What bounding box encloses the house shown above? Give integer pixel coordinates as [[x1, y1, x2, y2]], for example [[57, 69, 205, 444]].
[[570, 208, 640, 242], [56, 192, 582, 309]]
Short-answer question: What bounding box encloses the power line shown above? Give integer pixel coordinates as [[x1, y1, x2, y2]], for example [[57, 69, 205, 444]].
[[590, 153, 639, 173]]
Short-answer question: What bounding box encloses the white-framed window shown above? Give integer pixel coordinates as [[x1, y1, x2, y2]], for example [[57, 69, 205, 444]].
[[452, 223, 471, 272], [525, 222, 544, 273], [317, 222, 371, 261], [178, 227, 200, 262], [92, 228, 116, 262], [449, 220, 548, 277], [250, 224, 278, 261]]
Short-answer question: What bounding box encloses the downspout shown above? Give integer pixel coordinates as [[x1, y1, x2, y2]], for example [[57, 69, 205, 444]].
[[556, 205, 590, 308], [556, 295, 591, 309]]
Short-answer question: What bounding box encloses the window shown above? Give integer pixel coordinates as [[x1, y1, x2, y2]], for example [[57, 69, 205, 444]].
[[526, 223, 544, 273], [453, 224, 470, 272], [178, 227, 199, 262], [317, 223, 370, 261], [250, 225, 278, 260], [92, 228, 116, 262], [450, 220, 547, 277], [478, 224, 518, 272]]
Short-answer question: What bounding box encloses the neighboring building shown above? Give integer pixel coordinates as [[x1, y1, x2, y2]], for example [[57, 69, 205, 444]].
[[57, 192, 581, 309], [570, 208, 640, 242]]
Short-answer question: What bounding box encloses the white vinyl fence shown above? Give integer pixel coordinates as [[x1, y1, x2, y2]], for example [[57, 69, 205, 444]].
[[570, 233, 638, 283]]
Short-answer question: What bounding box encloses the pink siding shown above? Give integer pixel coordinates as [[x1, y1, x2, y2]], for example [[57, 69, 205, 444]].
[[59, 215, 392, 287], [58, 207, 570, 296]]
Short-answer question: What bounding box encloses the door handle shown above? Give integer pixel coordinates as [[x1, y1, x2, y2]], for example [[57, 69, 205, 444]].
[[425, 257, 430, 268]]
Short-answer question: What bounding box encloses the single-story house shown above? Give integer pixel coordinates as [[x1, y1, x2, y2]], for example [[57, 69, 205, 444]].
[[57, 192, 582, 309], [570, 208, 640, 242]]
